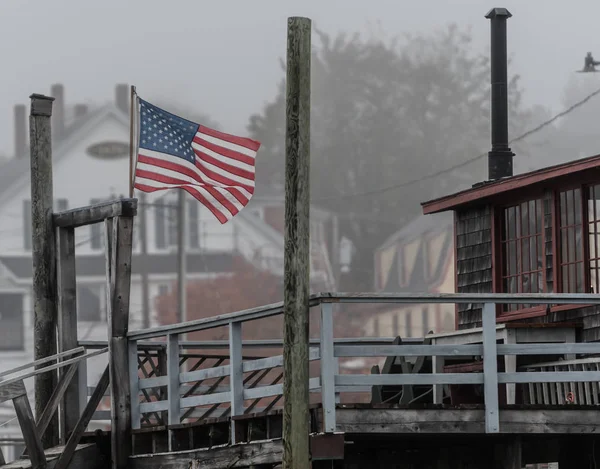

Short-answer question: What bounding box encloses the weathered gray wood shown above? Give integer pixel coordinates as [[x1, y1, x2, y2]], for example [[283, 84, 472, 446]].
[[282, 16, 311, 469], [129, 341, 141, 430], [0, 348, 85, 380], [56, 226, 79, 441], [53, 199, 137, 228], [129, 439, 283, 469], [13, 391, 46, 469], [0, 381, 27, 404], [317, 292, 600, 304], [30, 93, 58, 450], [4, 444, 101, 469], [0, 348, 107, 389], [334, 408, 600, 434], [54, 365, 110, 469], [105, 216, 134, 469], [35, 362, 79, 440]]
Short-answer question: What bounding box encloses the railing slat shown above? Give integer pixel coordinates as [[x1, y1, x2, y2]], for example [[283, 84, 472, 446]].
[[482, 302, 500, 434], [320, 302, 336, 433], [334, 374, 483, 386], [166, 334, 180, 426]]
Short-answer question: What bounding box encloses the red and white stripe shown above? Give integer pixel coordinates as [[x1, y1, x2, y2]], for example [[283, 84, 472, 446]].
[[134, 125, 261, 224]]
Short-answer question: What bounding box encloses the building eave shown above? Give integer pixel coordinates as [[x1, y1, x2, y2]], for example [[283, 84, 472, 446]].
[[421, 153, 600, 215]]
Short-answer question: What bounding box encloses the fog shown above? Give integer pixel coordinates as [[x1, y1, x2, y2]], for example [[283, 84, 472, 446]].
[[1, 0, 598, 156]]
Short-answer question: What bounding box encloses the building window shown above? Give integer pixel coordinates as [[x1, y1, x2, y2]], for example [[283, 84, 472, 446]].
[[501, 199, 545, 312], [498, 184, 600, 316], [155, 203, 177, 250], [0, 293, 24, 351], [558, 188, 585, 293], [589, 185, 600, 293]]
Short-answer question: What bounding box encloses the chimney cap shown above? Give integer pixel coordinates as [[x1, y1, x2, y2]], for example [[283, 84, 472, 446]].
[[485, 7, 512, 19]]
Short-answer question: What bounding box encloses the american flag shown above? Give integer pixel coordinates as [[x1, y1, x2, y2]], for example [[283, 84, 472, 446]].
[[133, 98, 261, 224]]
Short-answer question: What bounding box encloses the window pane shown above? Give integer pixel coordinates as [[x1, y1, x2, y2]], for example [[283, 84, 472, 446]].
[[559, 188, 586, 293], [502, 198, 544, 312]]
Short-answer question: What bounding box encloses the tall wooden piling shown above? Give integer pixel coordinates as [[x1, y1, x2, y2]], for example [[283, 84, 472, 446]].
[[106, 216, 135, 469], [29, 93, 59, 448], [282, 16, 312, 469]]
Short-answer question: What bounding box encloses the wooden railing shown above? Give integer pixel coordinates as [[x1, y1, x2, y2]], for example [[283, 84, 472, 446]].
[[125, 292, 600, 438], [522, 356, 600, 405], [0, 347, 108, 469]]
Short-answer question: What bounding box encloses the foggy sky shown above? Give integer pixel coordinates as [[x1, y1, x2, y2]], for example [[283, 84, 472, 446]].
[[1, 0, 598, 157]]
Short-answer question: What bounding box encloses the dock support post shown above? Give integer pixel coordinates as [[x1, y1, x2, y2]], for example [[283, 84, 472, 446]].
[[106, 216, 135, 469], [29, 93, 59, 449], [282, 15, 312, 469]]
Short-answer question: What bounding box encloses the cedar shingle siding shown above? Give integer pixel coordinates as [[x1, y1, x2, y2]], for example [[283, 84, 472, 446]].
[[456, 205, 492, 329]]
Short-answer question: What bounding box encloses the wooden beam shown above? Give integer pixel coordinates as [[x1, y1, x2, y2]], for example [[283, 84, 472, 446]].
[[0, 380, 27, 404], [105, 216, 135, 469], [129, 439, 283, 469], [56, 226, 79, 440], [36, 362, 79, 439], [13, 388, 46, 469], [53, 199, 137, 228], [283, 16, 312, 469], [54, 365, 110, 469], [335, 408, 600, 434], [29, 92, 58, 450]]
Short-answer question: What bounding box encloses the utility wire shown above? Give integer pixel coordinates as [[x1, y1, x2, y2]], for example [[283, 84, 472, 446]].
[[314, 85, 600, 202]]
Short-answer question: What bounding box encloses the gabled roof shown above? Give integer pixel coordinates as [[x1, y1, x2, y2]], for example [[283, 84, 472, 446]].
[[421, 153, 600, 215], [376, 214, 453, 292], [0, 104, 128, 203], [378, 212, 453, 252]]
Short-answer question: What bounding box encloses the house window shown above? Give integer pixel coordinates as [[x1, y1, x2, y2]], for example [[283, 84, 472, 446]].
[[0, 293, 24, 351], [155, 202, 177, 250]]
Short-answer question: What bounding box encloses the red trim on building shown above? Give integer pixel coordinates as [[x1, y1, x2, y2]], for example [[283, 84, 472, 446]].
[[421, 153, 600, 215]]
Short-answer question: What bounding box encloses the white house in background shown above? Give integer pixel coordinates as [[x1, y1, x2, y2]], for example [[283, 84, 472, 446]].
[[0, 84, 339, 458]]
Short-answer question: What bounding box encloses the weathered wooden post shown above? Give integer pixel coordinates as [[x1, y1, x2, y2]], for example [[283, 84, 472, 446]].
[[106, 215, 135, 469], [29, 93, 59, 448], [282, 16, 311, 469]]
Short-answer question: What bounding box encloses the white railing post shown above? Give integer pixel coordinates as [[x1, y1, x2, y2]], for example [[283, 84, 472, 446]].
[[320, 301, 336, 433], [482, 302, 500, 433], [167, 334, 181, 429], [128, 340, 140, 430], [229, 321, 243, 443]]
